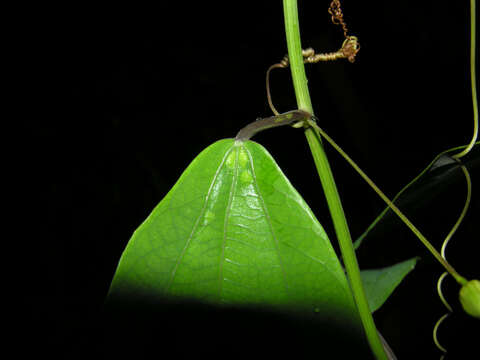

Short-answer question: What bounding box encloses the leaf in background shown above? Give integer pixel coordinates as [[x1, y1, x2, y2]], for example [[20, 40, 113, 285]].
[[108, 139, 361, 325], [355, 144, 479, 249], [361, 257, 419, 313]]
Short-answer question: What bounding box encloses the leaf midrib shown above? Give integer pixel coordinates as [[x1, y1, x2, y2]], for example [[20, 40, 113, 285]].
[[243, 143, 291, 300]]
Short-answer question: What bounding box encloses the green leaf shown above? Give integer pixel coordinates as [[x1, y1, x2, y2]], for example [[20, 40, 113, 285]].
[[108, 139, 360, 324], [361, 257, 419, 313]]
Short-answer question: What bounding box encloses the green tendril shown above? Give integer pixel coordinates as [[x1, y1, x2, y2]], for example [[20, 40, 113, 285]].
[[453, 0, 478, 159]]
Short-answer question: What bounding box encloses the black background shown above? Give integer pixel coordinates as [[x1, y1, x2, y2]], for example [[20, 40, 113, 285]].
[[23, 1, 479, 359]]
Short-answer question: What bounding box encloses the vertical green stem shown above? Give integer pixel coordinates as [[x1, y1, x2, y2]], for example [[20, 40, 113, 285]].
[[453, 0, 478, 159], [282, 1, 312, 112], [282, 1, 388, 359]]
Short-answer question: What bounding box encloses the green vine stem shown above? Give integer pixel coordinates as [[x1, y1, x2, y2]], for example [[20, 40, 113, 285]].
[[282, 1, 389, 359], [453, 0, 478, 159]]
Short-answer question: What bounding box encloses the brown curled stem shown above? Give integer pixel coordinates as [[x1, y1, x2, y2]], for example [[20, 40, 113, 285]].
[[235, 110, 310, 141]]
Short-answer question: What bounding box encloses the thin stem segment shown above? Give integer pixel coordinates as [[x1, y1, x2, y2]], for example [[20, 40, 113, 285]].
[[453, 0, 478, 159], [308, 119, 468, 285]]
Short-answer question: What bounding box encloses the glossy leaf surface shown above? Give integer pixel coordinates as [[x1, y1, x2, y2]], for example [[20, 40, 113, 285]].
[[355, 146, 480, 249], [108, 139, 360, 322], [361, 257, 418, 313]]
